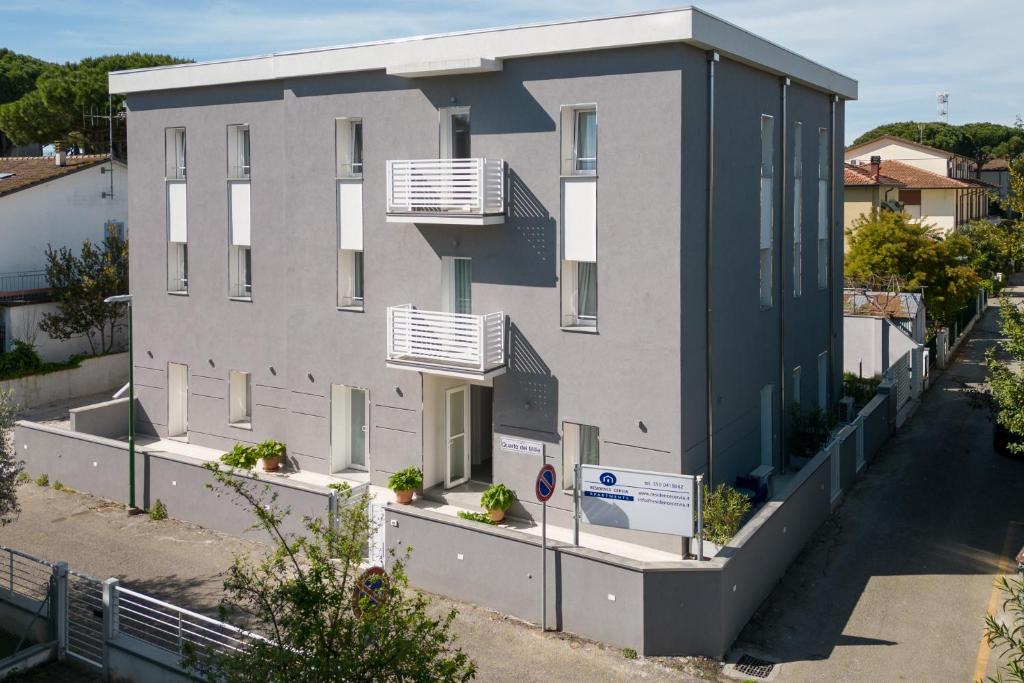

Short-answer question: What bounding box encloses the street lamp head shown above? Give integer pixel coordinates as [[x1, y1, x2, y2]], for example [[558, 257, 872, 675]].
[[104, 294, 132, 305]]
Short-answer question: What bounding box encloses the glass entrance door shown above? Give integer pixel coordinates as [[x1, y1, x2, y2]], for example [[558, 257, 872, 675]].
[[445, 385, 470, 488], [331, 384, 368, 472], [443, 257, 471, 314]]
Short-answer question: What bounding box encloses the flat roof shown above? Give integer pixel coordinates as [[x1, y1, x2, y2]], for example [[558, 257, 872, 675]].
[[108, 7, 857, 99]]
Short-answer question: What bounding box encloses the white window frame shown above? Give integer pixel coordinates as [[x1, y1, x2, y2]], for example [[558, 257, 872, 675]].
[[331, 384, 369, 472], [167, 242, 188, 294], [562, 421, 599, 492], [338, 249, 364, 310], [760, 114, 774, 309], [793, 121, 803, 298], [817, 127, 829, 290], [559, 104, 597, 176], [560, 260, 597, 329], [227, 124, 250, 179], [165, 127, 186, 180], [229, 245, 251, 300], [228, 370, 252, 428], [335, 117, 363, 178]]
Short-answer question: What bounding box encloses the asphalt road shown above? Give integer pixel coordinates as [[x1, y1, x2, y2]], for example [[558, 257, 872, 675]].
[[735, 286, 1024, 682]]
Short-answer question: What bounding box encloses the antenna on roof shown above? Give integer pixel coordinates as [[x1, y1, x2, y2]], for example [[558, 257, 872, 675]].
[[936, 91, 949, 123], [82, 95, 125, 200]]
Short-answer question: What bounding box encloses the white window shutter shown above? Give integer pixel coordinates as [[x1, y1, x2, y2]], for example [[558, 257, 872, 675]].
[[167, 182, 187, 242], [338, 181, 364, 251], [230, 182, 251, 246], [562, 178, 597, 262]]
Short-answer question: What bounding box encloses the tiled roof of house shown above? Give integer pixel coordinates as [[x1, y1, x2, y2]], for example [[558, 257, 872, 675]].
[[0, 154, 109, 198], [875, 160, 989, 190], [982, 157, 1010, 171], [843, 163, 904, 187]]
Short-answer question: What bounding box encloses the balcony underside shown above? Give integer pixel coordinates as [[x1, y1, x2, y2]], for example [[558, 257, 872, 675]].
[[386, 356, 507, 380], [385, 211, 505, 226]]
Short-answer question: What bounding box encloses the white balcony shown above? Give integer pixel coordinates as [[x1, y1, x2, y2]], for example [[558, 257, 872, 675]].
[[386, 305, 506, 379], [386, 158, 505, 225]]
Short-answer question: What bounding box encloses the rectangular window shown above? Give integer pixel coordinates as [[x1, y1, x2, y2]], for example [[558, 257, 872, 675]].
[[444, 257, 472, 315], [227, 124, 250, 179], [338, 249, 364, 309], [165, 127, 186, 179], [817, 128, 829, 290], [560, 105, 597, 175], [562, 421, 599, 491], [167, 242, 188, 293], [898, 189, 921, 206], [760, 115, 774, 308], [793, 122, 803, 298], [561, 260, 597, 328], [792, 366, 802, 407], [230, 245, 251, 299], [335, 117, 363, 177], [760, 384, 774, 468], [228, 370, 252, 427], [817, 351, 828, 410]]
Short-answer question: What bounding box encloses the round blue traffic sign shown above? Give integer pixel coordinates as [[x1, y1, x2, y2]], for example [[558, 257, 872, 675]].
[[535, 464, 557, 502]]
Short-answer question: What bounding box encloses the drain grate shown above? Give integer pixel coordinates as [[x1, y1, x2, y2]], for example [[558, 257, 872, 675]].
[[734, 654, 776, 679]]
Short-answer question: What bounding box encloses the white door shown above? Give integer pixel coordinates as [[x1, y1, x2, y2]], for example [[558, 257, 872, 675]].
[[442, 257, 472, 315], [167, 363, 188, 438], [445, 385, 471, 488], [331, 385, 369, 472], [439, 107, 470, 159]]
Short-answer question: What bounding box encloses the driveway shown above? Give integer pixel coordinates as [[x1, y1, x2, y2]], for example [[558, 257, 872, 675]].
[[735, 286, 1024, 681]]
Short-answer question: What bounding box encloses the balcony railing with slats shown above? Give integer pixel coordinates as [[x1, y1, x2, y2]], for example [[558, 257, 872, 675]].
[[0, 270, 49, 303], [386, 158, 505, 223], [387, 304, 505, 376]]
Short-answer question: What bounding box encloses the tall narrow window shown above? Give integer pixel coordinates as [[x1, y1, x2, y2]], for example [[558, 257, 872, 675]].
[[228, 370, 252, 428], [338, 250, 364, 309], [562, 421, 599, 490], [793, 122, 803, 298], [760, 115, 775, 308], [227, 124, 250, 179], [792, 366, 802, 407], [165, 127, 186, 179], [230, 246, 251, 299], [817, 128, 829, 290], [444, 257, 472, 315], [574, 109, 597, 173], [561, 261, 597, 328], [335, 118, 363, 177], [817, 351, 828, 410], [167, 243, 188, 293], [760, 384, 774, 468]]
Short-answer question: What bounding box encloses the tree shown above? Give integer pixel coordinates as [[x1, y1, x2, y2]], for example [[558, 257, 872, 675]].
[[853, 121, 1024, 175], [0, 48, 48, 106], [184, 464, 477, 682], [986, 297, 1024, 455], [959, 220, 1024, 291], [845, 210, 980, 327], [39, 233, 128, 355], [0, 53, 190, 155], [980, 575, 1024, 681], [0, 391, 24, 526]]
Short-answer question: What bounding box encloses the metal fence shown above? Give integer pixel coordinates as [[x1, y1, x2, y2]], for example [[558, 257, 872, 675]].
[[67, 571, 104, 668], [1, 546, 53, 602], [886, 352, 912, 410], [0, 270, 49, 303]]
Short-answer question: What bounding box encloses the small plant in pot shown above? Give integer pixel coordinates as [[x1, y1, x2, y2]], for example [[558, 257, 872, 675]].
[[253, 439, 287, 472], [480, 483, 517, 523], [387, 466, 423, 504]]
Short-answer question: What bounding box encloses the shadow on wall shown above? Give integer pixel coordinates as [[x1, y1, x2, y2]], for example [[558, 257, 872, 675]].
[[494, 322, 559, 440]]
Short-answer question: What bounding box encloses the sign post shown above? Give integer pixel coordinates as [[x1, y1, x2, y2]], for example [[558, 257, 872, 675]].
[[534, 463, 556, 632], [695, 474, 704, 561], [573, 463, 581, 546]]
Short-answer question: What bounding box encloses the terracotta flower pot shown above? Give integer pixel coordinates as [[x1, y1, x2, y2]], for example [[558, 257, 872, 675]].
[[261, 455, 284, 472], [394, 489, 414, 504], [487, 508, 505, 523]]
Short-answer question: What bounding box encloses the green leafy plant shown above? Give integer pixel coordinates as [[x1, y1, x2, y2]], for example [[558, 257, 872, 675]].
[[149, 499, 168, 521], [34, 473, 49, 487], [0, 391, 23, 526], [387, 466, 423, 492], [622, 648, 638, 660], [703, 484, 751, 545], [220, 443, 260, 470], [52, 481, 65, 492], [788, 404, 836, 458], [327, 482, 351, 494], [480, 483, 517, 512], [457, 510, 496, 525], [980, 575, 1024, 682], [987, 297, 1024, 454], [843, 372, 882, 408], [16, 472, 29, 484], [251, 439, 286, 463]]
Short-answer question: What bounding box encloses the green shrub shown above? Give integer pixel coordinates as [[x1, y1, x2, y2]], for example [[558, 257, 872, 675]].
[[457, 510, 496, 525], [16, 472, 29, 484], [34, 473, 49, 487], [0, 340, 84, 381], [480, 483, 517, 512], [327, 482, 351, 494], [788, 404, 835, 458], [252, 439, 286, 463], [622, 648, 638, 660], [220, 443, 260, 469], [843, 372, 882, 408], [149, 499, 168, 521], [703, 484, 751, 545], [387, 466, 423, 492], [52, 481, 65, 491]]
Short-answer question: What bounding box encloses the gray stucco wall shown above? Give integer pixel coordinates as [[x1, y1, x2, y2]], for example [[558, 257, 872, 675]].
[[122, 42, 845, 552], [70, 397, 130, 439]]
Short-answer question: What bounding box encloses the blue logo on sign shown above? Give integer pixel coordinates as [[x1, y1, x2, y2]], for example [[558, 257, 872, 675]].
[[599, 472, 617, 486]]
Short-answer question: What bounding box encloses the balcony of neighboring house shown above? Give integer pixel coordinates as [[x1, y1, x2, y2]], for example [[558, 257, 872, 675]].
[[0, 270, 50, 304], [386, 304, 506, 379], [385, 158, 505, 225]]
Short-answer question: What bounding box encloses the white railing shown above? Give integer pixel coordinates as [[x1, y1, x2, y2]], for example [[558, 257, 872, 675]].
[[386, 158, 505, 217], [113, 585, 263, 659], [0, 546, 53, 603], [387, 304, 505, 374]]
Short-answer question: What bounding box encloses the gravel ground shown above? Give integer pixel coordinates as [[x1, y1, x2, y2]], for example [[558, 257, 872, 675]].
[[1, 484, 715, 682]]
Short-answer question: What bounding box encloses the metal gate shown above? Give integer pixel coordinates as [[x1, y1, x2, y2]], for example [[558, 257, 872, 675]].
[[67, 571, 104, 669]]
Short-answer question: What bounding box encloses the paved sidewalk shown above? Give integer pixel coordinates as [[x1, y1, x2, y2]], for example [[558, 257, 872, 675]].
[[735, 285, 1024, 682], [0, 484, 712, 682]]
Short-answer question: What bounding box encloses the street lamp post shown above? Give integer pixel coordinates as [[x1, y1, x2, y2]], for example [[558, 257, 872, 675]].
[[104, 294, 137, 513]]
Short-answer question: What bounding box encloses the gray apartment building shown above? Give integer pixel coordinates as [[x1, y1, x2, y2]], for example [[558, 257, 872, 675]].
[[109, 7, 856, 554]]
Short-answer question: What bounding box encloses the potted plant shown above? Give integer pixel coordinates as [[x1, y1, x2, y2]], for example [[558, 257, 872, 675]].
[[220, 443, 259, 470], [387, 466, 423, 504], [253, 439, 287, 472], [480, 483, 517, 523]]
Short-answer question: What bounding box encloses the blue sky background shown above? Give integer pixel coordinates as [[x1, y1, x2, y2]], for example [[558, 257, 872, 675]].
[[1, 0, 1021, 142]]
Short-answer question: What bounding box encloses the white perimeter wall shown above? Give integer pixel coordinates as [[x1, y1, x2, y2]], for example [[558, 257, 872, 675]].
[[844, 316, 918, 378], [1, 302, 102, 361], [0, 162, 128, 273], [846, 139, 948, 176]]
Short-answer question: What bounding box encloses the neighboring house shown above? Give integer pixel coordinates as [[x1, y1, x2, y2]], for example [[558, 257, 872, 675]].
[[107, 7, 854, 554], [0, 154, 128, 360], [845, 135, 992, 232], [980, 157, 1011, 202], [843, 159, 904, 235], [843, 290, 925, 379], [0, 131, 41, 157]]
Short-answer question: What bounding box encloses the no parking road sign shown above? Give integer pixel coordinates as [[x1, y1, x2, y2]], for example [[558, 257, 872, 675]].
[[535, 464, 556, 502], [352, 566, 390, 617]]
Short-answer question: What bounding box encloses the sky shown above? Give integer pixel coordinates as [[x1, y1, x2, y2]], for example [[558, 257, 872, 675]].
[[1, 0, 1022, 142]]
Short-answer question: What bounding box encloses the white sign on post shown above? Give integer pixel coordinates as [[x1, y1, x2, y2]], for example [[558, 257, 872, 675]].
[[579, 465, 696, 538], [499, 435, 544, 456]]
